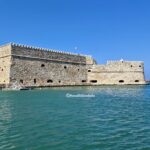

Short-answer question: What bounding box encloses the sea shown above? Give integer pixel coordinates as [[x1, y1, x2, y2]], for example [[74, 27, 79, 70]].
[[0, 85, 150, 150]]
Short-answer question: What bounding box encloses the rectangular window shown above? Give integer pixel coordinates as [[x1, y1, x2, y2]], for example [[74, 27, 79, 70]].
[[90, 80, 97, 83]]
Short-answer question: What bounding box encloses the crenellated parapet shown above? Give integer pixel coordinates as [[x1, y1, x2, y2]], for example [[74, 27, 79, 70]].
[[9, 43, 87, 65], [11, 43, 83, 56]]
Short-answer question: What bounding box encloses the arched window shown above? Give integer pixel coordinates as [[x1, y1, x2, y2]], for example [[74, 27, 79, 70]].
[[34, 79, 36, 84], [20, 79, 23, 84], [119, 80, 124, 83], [64, 66, 67, 69], [47, 79, 53, 83], [135, 80, 139, 82], [41, 64, 45, 67], [88, 70, 91, 72], [90, 80, 97, 83]]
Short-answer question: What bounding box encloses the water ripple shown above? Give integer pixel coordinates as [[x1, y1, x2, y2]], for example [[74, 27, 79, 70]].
[[0, 85, 150, 150]]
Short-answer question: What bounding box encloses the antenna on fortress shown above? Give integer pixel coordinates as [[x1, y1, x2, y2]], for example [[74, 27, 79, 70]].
[[120, 58, 124, 62]]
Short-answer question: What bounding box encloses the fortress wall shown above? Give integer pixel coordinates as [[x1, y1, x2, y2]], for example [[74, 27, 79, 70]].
[[106, 61, 144, 72], [87, 61, 145, 85], [86, 56, 97, 65], [90, 61, 144, 72], [11, 45, 86, 65], [0, 44, 11, 84], [0, 43, 147, 87], [9, 56, 87, 87], [88, 72, 145, 85]]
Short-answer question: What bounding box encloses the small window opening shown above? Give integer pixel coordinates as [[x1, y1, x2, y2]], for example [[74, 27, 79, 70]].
[[88, 70, 91, 72], [139, 65, 141, 67], [90, 80, 97, 83], [34, 79, 36, 84], [1, 69, 3, 71], [64, 66, 67, 69], [59, 80, 61, 83], [119, 80, 124, 83], [135, 80, 139, 82], [78, 69, 80, 71], [47, 79, 53, 83], [41, 64, 45, 67], [131, 65, 133, 67], [20, 79, 23, 84], [82, 80, 86, 83]]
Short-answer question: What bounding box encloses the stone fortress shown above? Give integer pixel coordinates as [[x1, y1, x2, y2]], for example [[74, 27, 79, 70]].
[[0, 43, 146, 89]]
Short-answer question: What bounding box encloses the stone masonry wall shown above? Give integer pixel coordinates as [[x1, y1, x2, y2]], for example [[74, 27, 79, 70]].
[[0, 43, 147, 88], [10, 56, 87, 87], [0, 44, 11, 84], [9, 44, 89, 87], [87, 61, 146, 85]]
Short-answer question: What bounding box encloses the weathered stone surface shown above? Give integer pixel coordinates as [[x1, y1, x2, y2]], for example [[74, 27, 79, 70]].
[[10, 57, 87, 87], [87, 61, 146, 85], [0, 44, 11, 85], [11, 44, 86, 64], [0, 43, 146, 89]]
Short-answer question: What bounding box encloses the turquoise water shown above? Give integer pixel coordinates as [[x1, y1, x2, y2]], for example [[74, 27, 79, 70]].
[[0, 85, 150, 150]]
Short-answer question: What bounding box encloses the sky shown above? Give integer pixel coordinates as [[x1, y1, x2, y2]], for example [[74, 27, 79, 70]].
[[0, 0, 150, 79]]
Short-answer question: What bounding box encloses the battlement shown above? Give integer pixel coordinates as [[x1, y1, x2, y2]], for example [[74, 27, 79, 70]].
[[11, 43, 86, 56], [107, 60, 144, 65], [0, 43, 93, 65]]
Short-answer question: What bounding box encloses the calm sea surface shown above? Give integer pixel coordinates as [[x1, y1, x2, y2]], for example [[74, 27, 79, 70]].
[[0, 85, 150, 150]]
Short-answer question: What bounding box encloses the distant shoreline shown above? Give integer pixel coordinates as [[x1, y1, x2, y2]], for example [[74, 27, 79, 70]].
[[146, 80, 150, 84]]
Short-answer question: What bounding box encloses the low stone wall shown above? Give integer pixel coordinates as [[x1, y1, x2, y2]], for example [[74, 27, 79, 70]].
[[87, 61, 146, 85]]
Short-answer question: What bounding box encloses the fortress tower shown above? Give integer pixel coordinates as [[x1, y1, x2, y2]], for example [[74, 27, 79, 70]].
[[0, 43, 146, 89]]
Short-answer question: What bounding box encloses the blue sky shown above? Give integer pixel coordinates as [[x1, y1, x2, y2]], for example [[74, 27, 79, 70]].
[[0, 0, 150, 79]]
